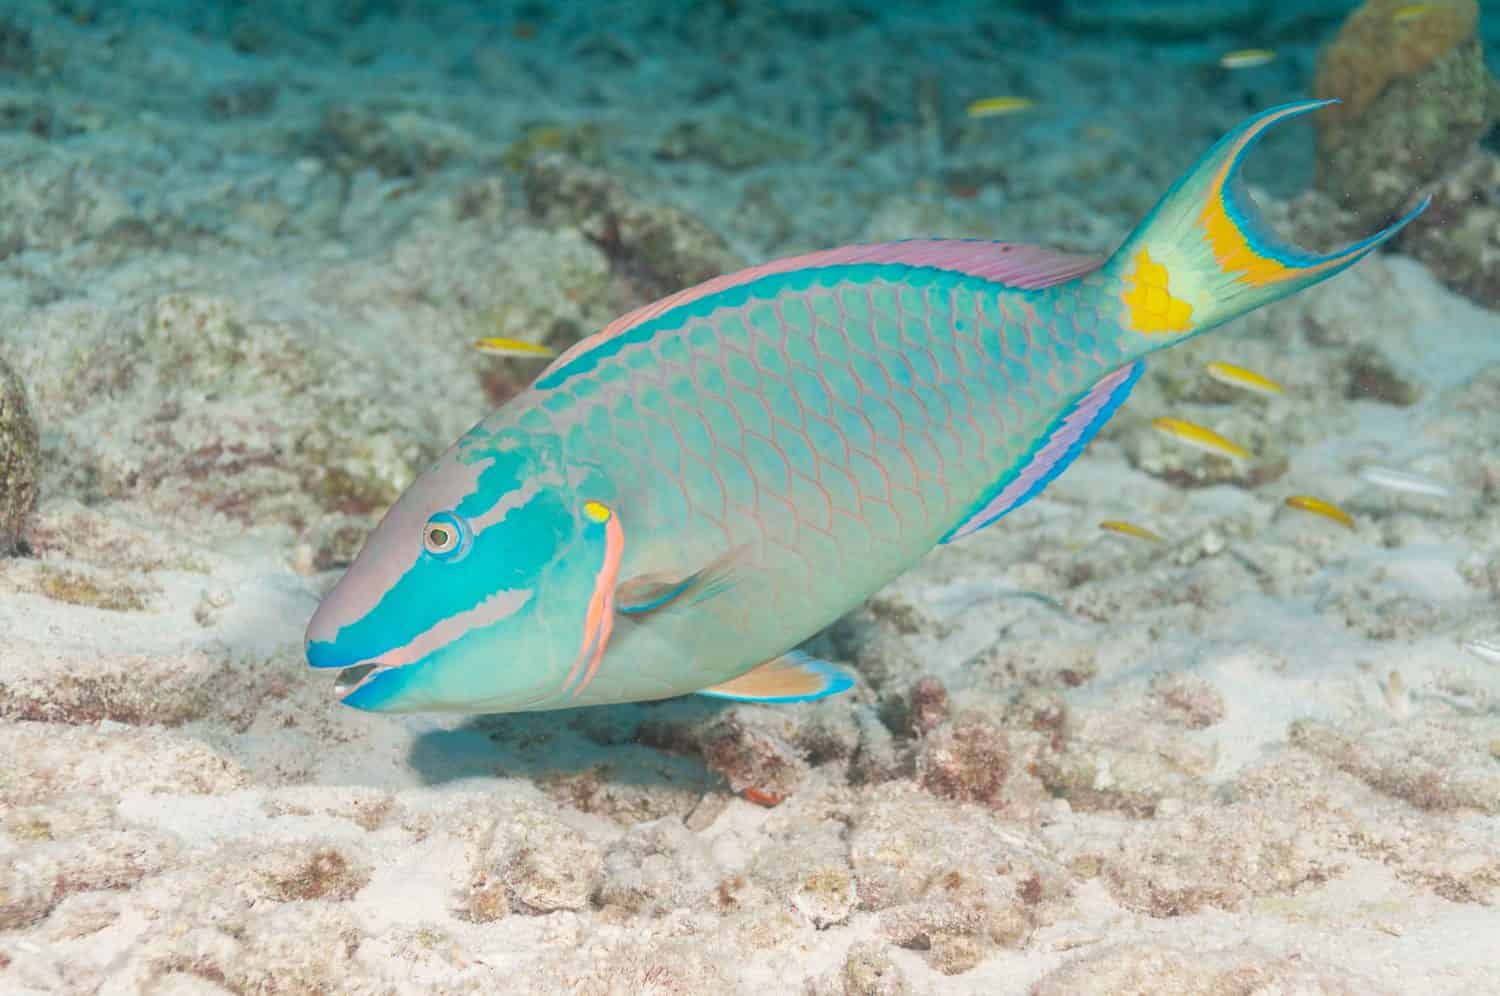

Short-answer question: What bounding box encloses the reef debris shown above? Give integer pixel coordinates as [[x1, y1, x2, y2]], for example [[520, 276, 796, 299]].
[[0, 352, 39, 555]]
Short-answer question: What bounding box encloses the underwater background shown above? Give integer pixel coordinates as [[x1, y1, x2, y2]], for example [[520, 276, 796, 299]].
[[2, 0, 1499, 992]]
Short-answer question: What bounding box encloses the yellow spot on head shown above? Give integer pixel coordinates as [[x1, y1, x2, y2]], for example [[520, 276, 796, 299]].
[[583, 500, 611, 523], [1122, 249, 1195, 335]]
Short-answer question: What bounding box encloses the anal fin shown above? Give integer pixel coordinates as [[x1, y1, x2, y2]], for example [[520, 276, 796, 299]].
[[699, 650, 856, 704], [943, 360, 1144, 543]]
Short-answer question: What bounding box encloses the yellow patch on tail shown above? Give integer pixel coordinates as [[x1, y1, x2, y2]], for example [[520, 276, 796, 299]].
[[1120, 248, 1194, 335]]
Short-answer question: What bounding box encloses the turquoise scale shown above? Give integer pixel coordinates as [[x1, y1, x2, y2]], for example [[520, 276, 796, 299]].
[[487, 263, 1132, 706]]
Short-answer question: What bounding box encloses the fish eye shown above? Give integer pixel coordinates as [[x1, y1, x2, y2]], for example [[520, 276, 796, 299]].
[[582, 500, 611, 524], [422, 512, 467, 559]]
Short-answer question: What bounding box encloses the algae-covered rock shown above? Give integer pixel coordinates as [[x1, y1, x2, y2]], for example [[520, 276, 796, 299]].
[[314, 103, 475, 178], [697, 706, 810, 800], [523, 151, 743, 302], [501, 120, 605, 172], [1313, 1, 1499, 237], [1290, 718, 1500, 814], [656, 114, 811, 172], [243, 843, 372, 903], [1032, 706, 1216, 817], [0, 827, 180, 930], [1, 723, 248, 808], [1396, 150, 1500, 309], [0, 352, 40, 554], [594, 820, 719, 917], [1098, 801, 1341, 916], [0, 15, 35, 75], [1316, 40, 1498, 231], [204, 79, 278, 119], [1340, 344, 1423, 406], [1034, 941, 1393, 996], [839, 941, 910, 996], [915, 711, 1010, 806], [849, 783, 1070, 973], [1315, 0, 1480, 123], [494, 813, 604, 914], [1308, 0, 1500, 304]]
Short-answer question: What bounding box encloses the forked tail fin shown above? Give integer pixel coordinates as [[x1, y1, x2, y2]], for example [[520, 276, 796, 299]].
[[1093, 99, 1428, 349]]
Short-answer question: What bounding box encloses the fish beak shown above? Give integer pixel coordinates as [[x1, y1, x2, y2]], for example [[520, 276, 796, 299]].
[[333, 661, 391, 701]]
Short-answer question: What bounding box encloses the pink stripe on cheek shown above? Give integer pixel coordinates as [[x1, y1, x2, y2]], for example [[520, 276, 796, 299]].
[[377, 587, 533, 668]]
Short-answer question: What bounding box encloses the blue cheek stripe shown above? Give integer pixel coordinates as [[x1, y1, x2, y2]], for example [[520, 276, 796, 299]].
[[338, 594, 545, 711], [310, 461, 574, 670]]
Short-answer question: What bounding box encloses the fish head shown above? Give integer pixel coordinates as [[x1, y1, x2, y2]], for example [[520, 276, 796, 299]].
[[304, 429, 618, 713]]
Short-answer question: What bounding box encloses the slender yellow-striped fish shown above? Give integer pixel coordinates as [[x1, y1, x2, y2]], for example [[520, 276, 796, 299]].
[[474, 336, 557, 358], [1284, 494, 1355, 530], [1219, 49, 1277, 70], [1205, 361, 1284, 396], [1392, 4, 1436, 25], [966, 96, 1035, 119], [1152, 416, 1251, 461], [1099, 519, 1163, 543]]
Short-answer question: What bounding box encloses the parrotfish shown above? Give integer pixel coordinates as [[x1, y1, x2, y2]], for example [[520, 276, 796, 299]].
[[305, 100, 1426, 713]]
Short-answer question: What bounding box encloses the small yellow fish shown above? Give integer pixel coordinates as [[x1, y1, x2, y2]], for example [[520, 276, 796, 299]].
[[1099, 519, 1163, 543], [1204, 361, 1284, 396], [473, 336, 557, 359], [1151, 417, 1250, 461], [1283, 494, 1355, 530], [1392, 4, 1435, 24], [1219, 49, 1277, 70], [966, 96, 1035, 119]]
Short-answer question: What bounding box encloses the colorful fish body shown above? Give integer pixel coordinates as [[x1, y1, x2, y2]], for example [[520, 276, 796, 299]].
[[305, 100, 1426, 713]]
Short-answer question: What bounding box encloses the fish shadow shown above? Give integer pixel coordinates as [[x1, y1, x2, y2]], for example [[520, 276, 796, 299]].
[[406, 696, 731, 792]]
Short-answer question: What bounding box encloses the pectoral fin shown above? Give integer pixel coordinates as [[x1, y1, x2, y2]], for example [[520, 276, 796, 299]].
[[699, 651, 856, 704], [616, 545, 748, 617]]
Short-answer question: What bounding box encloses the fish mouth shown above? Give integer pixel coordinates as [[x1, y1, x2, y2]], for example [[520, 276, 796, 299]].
[[333, 662, 390, 700]]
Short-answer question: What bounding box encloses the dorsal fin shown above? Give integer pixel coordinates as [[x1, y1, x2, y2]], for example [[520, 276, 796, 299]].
[[944, 360, 1145, 543], [544, 241, 1103, 375]]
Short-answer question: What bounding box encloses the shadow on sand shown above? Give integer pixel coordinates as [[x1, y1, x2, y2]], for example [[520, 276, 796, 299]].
[[406, 695, 732, 793]]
